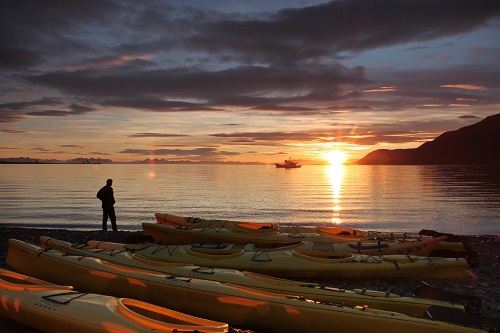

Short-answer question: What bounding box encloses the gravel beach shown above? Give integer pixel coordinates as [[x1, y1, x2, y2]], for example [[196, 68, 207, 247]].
[[0, 227, 498, 332]]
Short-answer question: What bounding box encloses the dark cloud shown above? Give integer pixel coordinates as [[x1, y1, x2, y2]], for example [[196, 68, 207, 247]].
[[27, 63, 370, 114], [190, 0, 500, 64], [31, 63, 368, 96], [0, 98, 63, 122], [0, 0, 125, 68], [0, 111, 25, 123], [0, 98, 61, 111], [119, 147, 240, 158], [0, 128, 29, 134], [1, 0, 498, 120], [129, 133, 190, 138], [209, 127, 439, 146], [60, 144, 88, 149], [0, 48, 45, 70], [90, 151, 112, 156], [459, 115, 481, 120], [25, 104, 95, 117], [211, 131, 320, 142], [5, 0, 498, 69], [0, 0, 499, 161], [347, 131, 433, 146]]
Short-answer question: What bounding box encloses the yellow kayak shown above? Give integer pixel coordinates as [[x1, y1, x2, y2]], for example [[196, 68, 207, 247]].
[[85, 238, 467, 279], [143, 221, 461, 255], [41, 236, 465, 317], [146, 219, 450, 256], [154, 212, 466, 250], [0, 267, 228, 333], [155, 212, 397, 238], [7, 239, 487, 333]]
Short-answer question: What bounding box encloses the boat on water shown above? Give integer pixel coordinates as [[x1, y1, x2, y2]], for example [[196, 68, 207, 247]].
[[41, 236, 468, 317], [88, 239, 467, 280], [7, 239, 489, 333], [0, 267, 229, 333], [275, 157, 301, 168]]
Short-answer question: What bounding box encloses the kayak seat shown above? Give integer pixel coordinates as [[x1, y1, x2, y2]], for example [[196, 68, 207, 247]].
[[253, 241, 303, 250], [186, 217, 203, 223], [347, 242, 390, 250]]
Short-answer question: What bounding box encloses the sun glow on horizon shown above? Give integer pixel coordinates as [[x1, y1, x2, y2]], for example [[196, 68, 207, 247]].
[[323, 150, 348, 166]]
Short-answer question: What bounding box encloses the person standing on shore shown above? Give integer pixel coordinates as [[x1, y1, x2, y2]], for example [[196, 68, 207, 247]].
[[96, 178, 117, 231]]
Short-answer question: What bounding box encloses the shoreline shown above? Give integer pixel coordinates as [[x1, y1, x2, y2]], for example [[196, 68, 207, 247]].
[[0, 227, 499, 332]]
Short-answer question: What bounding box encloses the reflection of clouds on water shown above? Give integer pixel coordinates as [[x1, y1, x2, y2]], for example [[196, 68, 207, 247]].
[[419, 165, 500, 208], [0, 164, 498, 235]]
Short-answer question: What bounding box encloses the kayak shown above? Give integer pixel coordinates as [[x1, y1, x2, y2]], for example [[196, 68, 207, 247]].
[[155, 212, 421, 240], [86, 239, 467, 280], [144, 221, 465, 256], [7, 239, 487, 333], [155, 212, 417, 238], [144, 222, 449, 256], [154, 212, 466, 250], [41, 236, 466, 317], [0, 267, 228, 333]]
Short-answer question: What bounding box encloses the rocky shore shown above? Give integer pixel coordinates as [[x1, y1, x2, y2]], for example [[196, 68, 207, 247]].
[[0, 227, 498, 332]]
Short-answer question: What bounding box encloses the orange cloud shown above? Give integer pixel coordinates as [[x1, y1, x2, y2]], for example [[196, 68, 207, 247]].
[[362, 86, 396, 93], [52, 54, 155, 71], [440, 84, 488, 91]]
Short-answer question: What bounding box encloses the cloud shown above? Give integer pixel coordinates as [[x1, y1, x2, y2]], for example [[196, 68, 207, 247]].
[[0, 98, 63, 122], [51, 54, 156, 71], [0, 47, 45, 69], [2, 0, 498, 121], [440, 84, 489, 90], [129, 133, 190, 138], [119, 147, 240, 158], [187, 0, 500, 64], [60, 144, 89, 149], [347, 131, 433, 145], [90, 151, 112, 156], [31, 63, 368, 96], [25, 104, 96, 117], [458, 115, 481, 120], [0, 0, 499, 162], [0, 128, 29, 134], [362, 86, 397, 93], [5, 0, 499, 70], [0, 146, 21, 150]]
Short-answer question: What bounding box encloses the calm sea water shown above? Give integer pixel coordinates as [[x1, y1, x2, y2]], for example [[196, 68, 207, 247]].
[[0, 164, 499, 235]]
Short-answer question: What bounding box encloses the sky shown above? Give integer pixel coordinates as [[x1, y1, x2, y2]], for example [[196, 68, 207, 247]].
[[1, 0, 500, 164]]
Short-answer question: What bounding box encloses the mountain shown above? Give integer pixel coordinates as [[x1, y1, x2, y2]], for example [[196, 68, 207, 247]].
[[355, 113, 500, 165]]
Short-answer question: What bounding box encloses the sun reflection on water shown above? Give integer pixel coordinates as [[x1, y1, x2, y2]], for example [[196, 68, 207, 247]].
[[327, 164, 344, 224]]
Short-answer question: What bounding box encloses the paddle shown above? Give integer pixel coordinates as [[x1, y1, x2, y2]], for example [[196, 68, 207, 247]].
[[414, 281, 481, 313], [418, 229, 473, 248], [425, 305, 500, 331], [426, 248, 479, 267]]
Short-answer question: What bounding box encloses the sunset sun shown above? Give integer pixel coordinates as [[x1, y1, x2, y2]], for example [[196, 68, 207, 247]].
[[323, 150, 347, 165]]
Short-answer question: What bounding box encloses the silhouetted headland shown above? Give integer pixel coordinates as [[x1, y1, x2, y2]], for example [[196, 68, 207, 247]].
[[356, 113, 500, 165]]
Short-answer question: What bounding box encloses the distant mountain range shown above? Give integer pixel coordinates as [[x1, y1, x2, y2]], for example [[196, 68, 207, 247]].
[[0, 157, 264, 165], [0, 157, 112, 164], [356, 113, 500, 165]]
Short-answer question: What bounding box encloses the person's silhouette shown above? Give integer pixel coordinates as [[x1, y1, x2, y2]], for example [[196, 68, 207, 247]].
[[96, 178, 117, 231]]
